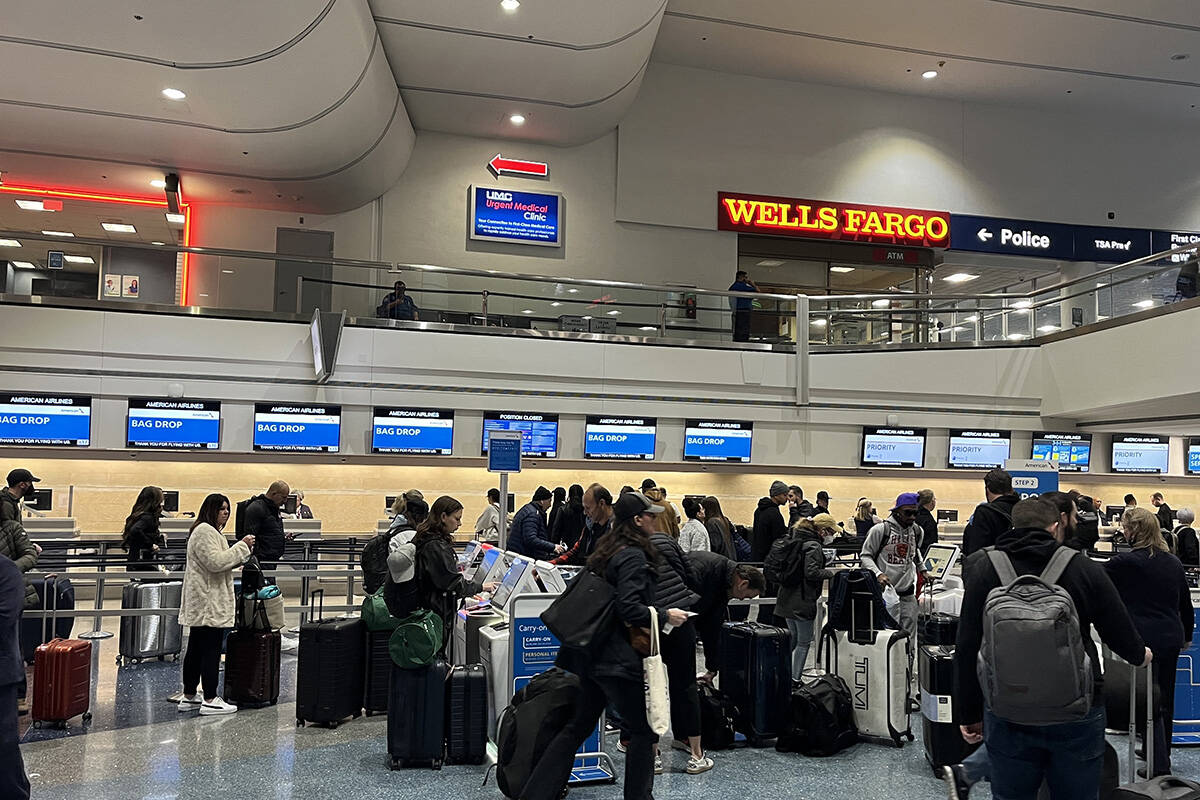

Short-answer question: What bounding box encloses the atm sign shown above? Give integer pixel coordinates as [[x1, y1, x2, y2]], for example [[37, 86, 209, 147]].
[[717, 192, 951, 248]]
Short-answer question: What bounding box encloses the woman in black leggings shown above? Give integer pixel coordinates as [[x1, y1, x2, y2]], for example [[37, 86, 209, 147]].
[[177, 494, 255, 715]]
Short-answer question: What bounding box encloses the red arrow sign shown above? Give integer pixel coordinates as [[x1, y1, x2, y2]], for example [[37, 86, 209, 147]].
[[488, 154, 549, 178]]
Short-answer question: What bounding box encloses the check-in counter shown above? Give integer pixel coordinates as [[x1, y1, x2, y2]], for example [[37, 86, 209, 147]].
[[285, 519, 321, 540], [22, 517, 78, 539]]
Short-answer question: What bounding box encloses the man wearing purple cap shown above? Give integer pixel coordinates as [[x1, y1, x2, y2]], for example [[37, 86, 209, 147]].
[[860, 492, 930, 645]]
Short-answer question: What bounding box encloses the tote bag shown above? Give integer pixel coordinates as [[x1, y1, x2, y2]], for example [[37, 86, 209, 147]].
[[643, 606, 671, 736]]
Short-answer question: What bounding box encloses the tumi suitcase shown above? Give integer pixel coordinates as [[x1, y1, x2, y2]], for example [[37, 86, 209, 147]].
[[296, 590, 364, 728], [919, 645, 976, 773], [224, 627, 281, 708], [718, 621, 791, 746], [363, 628, 392, 716], [1113, 663, 1200, 799], [446, 663, 487, 764], [21, 576, 74, 664], [118, 580, 183, 664], [387, 659, 447, 770], [31, 583, 92, 728]]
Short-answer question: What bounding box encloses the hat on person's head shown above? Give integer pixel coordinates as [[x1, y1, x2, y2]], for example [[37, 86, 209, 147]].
[[640, 478, 657, 491], [769, 480, 789, 498], [613, 491, 664, 523], [533, 486, 553, 502], [817, 491, 830, 502], [893, 492, 921, 510], [6, 468, 39, 486], [811, 513, 839, 531]]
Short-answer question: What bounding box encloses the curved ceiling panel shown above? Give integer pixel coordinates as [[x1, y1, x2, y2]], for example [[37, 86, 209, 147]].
[[0, 0, 414, 214]]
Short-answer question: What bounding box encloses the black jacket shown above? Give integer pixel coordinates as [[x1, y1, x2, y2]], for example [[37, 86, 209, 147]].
[[962, 493, 1018, 557], [551, 502, 587, 548], [686, 551, 738, 672], [648, 533, 699, 610], [1103, 548, 1194, 653], [556, 547, 656, 682], [752, 498, 787, 563], [0, 491, 20, 524], [706, 517, 733, 558], [788, 500, 815, 527], [916, 507, 939, 554], [1176, 526, 1199, 566], [415, 535, 483, 639], [244, 495, 286, 562], [124, 512, 164, 571], [0, 555, 23, 687], [775, 529, 834, 620], [509, 502, 556, 560], [1157, 504, 1175, 533], [954, 527, 1146, 725]]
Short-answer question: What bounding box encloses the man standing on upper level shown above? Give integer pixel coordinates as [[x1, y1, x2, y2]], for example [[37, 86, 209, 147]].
[[728, 270, 758, 342]]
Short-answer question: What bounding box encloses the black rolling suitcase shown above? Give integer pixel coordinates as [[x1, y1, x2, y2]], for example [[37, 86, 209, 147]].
[[719, 621, 790, 746], [296, 590, 365, 728], [363, 628, 392, 716], [387, 659, 448, 770], [21, 576, 75, 663], [919, 645, 976, 774], [446, 663, 487, 764]]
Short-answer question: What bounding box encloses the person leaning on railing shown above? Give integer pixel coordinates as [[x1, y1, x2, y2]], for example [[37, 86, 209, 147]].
[[376, 280, 419, 321]]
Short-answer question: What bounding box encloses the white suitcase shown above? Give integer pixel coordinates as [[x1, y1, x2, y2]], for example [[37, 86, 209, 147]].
[[821, 623, 913, 747]]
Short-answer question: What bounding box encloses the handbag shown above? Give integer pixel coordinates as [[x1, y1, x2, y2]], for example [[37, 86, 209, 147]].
[[240, 593, 285, 630], [540, 568, 616, 654], [389, 609, 443, 669], [362, 587, 400, 632], [643, 606, 671, 736]]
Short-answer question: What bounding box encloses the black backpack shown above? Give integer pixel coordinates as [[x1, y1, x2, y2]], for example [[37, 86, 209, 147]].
[[776, 675, 859, 756], [825, 568, 898, 636], [360, 530, 396, 595], [764, 533, 808, 587], [234, 497, 255, 537], [698, 684, 738, 751], [494, 668, 580, 798]]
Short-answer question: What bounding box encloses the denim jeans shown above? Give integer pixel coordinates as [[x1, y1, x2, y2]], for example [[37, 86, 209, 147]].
[[785, 617, 815, 682], [985, 705, 1107, 800], [961, 743, 991, 784]]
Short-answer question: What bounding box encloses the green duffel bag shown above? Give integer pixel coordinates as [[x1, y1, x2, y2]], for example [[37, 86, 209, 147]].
[[389, 609, 443, 669], [361, 589, 400, 632]]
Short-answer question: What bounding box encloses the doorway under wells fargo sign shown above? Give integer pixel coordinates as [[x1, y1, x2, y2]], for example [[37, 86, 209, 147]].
[[717, 191, 951, 248]]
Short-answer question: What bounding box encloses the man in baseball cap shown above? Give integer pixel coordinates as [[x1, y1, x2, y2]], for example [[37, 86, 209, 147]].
[[613, 490, 664, 532], [2, 469, 39, 523], [860, 491, 930, 646]]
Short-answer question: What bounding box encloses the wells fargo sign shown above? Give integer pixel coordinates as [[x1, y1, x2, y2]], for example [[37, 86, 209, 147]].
[[717, 191, 951, 248]]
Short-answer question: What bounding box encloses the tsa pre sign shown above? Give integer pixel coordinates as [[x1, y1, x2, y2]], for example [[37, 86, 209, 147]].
[[1004, 459, 1059, 499], [470, 185, 562, 247]]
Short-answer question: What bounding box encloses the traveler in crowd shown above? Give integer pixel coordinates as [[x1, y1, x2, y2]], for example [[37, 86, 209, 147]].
[[642, 480, 680, 539], [775, 517, 837, 682], [508, 486, 564, 560], [1103, 507, 1194, 778], [728, 269, 758, 342], [243, 480, 291, 581], [547, 487, 567, 538], [362, 494, 426, 594], [122, 485, 166, 573], [521, 491, 688, 800], [550, 484, 587, 548], [623, 493, 712, 775], [1065, 491, 1102, 552], [473, 488, 503, 542], [753, 480, 790, 562], [916, 488, 938, 554], [860, 492, 929, 645], [702, 496, 735, 558], [678, 498, 711, 554], [0, 510, 36, 611], [389, 493, 428, 537], [0, 554, 29, 799], [1151, 492, 1174, 533], [620, 485, 636, 495], [853, 497, 879, 538], [412, 496, 498, 656], [551, 484, 614, 566], [687, 551, 765, 683], [177, 494, 255, 716], [814, 490, 831, 516], [962, 468, 1018, 556], [1175, 508, 1199, 566], [950, 496, 1151, 800], [787, 485, 814, 527], [292, 490, 313, 519], [1, 468, 39, 523], [1125, 493, 1138, 513], [376, 279, 420, 321]]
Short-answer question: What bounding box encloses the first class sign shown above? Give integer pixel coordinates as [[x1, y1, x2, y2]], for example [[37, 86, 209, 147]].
[[717, 192, 951, 248]]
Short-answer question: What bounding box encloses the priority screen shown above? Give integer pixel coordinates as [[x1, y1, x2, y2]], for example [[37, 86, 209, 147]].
[[372, 407, 454, 455], [127, 398, 221, 450], [0, 393, 91, 447], [253, 403, 341, 453], [948, 429, 1010, 469], [1111, 434, 1168, 474], [861, 426, 926, 468]]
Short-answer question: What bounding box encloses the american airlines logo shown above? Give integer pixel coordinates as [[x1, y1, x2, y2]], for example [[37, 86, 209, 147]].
[[853, 656, 870, 710]]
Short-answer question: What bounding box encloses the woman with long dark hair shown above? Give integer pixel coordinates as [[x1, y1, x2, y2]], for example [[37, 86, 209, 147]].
[[547, 486, 567, 539], [177, 494, 255, 715], [413, 496, 497, 653], [123, 486, 165, 572], [702, 495, 734, 557], [551, 483, 587, 547], [522, 491, 687, 800]]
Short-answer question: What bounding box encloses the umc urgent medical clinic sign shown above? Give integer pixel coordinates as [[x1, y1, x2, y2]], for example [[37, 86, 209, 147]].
[[717, 191, 951, 248]]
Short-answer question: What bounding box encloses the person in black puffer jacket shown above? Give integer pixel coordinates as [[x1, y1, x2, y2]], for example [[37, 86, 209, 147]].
[[123, 486, 165, 573]]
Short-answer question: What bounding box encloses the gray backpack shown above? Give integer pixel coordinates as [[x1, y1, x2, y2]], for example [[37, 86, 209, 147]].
[[976, 547, 1092, 725]]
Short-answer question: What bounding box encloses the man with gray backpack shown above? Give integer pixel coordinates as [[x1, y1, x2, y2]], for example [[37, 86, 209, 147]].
[[951, 496, 1152, 800]]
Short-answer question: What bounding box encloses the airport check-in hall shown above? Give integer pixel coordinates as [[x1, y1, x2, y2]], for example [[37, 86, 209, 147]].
[[2, 2, 1200, 799]]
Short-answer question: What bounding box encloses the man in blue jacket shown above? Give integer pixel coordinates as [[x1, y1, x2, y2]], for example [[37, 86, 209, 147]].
[[0, 554, 30, 799], [508, 486, 564, 560]]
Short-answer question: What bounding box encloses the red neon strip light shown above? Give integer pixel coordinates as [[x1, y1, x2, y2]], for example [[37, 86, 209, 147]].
[[180, 206, 193, 306]]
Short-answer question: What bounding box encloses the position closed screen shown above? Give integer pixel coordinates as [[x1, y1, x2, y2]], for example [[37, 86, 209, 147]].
[[0, 393, 91, 447], [482, 412, 559, 458]]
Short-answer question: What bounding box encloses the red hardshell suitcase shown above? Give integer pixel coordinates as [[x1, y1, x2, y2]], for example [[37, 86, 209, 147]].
[[31, 582, 92, 728], [225, 626, 282, 708]]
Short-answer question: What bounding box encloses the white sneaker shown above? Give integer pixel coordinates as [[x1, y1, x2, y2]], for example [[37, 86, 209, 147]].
[[177, 695, 202, 712], [654, 754, 664, 775], [280, 637, 298, 653], [686, 754, 714, 775], [200, 698, 238, 716]]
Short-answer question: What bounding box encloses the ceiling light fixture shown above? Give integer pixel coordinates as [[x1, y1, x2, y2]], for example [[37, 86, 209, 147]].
[[639, 326, 657, 332], [221, 269, 235, 274], [1011, 299, 1032, 309], [811, 318, 828, 327], [1006, 333, 1027, 341], [756, 259, 785, 267], [509, 114, 526, 125], [161, 88, 186, 100], [871, 299, 890, 308], [0, 239, 20, 247], [165, 212, 185, 224], [12, 261, 36, 269], [15, 199, 48, 211], [947, 326, 965, 332], [606, 310, 621, 316], [962, 314, 979, 322], [943, 272, 979, 283], [566, 288, 578, 293], [1133, 299, 1155, 308], [582, 315, 592, 320], [521, 309, 534, 314], [922, 70, 939, 79], [151, 241, 166, 246], [64, 255, 94, 264], [101, 222, 136, 233], [150, 179, 167, 189], [829, 266, 855, 273], [550, 302, 562, 307], [1037, 324, 1060, 333], [41, 230, 74, 237], [501, 0, 520, 10]]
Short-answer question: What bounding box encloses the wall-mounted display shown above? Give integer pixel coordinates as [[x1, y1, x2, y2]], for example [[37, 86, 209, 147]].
[[469, 185, 562, 247], [948, 429, 1011, 470], [861, 426, 926, 468], [1031, 432, 1092, 473], [1189, 437, 1200, 476], [684, 419, 753, 462], [584, 416, 656, 460], [1111, 433, 1169, 474], [482, 412, 559, 458], [253, 403, 341, 453], [372, 408, 454, 455], [0, 393, 91, 447], [127, 398, 221, 450]]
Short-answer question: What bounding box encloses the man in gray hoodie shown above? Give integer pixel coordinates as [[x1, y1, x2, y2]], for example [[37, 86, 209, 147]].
[[860, 492, 930, 645]]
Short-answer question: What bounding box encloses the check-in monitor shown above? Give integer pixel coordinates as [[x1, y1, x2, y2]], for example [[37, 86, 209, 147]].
[[480, 548, 511, 586], [923, 544, 961, 582], [1105, 506, 1126, 523], [162, 491, 180, 513], [936, 509, 959, 522], [25, 488, 52, 511], [490, 557, 533, 611], [458, 540, 482, 571]]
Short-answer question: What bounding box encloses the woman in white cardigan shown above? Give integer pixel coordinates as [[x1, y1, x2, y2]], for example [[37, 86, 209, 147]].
[[178, 494, 255, 716]]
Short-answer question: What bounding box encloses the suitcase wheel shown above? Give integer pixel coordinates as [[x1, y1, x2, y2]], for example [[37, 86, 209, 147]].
[[432, 759, 442, 771], [327, 721, 339, 730], [82, 712, 92, 725], [390, 757, 403, 770], [296, 719, 305, 727]]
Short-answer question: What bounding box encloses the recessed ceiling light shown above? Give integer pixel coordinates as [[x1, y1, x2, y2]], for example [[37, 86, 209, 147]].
[[1006, 333, 1027, 341], [41, 230, 74, 237], [550, 302, 562, 307], [15, 199, 47, 211], [1134, 299, 1155, 308], [606, 309, 621, 316], [521, 308, 534, 314], [161, 88, 186, 100], [567, 288, 578, 293], [871, 299, 890, 308], [221, 269, 235, 274], [198, 293, 210, 298], [101, 222, 136, 233], [922, 70, 939, 79], [1010, 299, 1032, 309], [947, 326, 965, 332], [149, 179, 167, 189], [0, 239, 20, 247], [1037, 324, 1060, 333], [12, 261, 35, 269], [501, 0, 520, 10], [943, 272, 979, 283], [165, 213, 185, 224], [1171, 53, 1190, 61], [639, 326, 657, 332], [756, 259, 784, 267], [64, 255, 94, 264], [151, 241, 166, 246], [811, 318, 828, 327], [582, 315, 592, 320], [829, 266, 855, 273], [509, 113, 526, 125]]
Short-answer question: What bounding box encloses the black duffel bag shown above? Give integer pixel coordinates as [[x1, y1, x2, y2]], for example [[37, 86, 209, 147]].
[[776, 674, 859, 757]]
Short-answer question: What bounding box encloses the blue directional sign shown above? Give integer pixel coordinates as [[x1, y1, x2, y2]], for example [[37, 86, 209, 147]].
[[950, 214, 1075, 260], [1072, 225, 1152, 263]]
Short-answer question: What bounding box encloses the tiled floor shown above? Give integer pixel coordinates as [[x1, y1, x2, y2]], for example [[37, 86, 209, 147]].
[[17, 615, 1200, 800]]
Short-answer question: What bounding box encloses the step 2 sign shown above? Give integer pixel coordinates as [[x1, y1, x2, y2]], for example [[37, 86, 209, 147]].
[[1004, 458, 1059, 499], [470, 185, 562, 247]]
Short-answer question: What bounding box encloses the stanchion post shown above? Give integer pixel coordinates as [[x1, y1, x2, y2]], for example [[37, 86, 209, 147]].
[[80, 541, 114, 640]]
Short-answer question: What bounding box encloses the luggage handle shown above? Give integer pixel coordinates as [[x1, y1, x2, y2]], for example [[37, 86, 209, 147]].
[[1128, 661, 1153, 784], [309, 588, 324, 622]]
